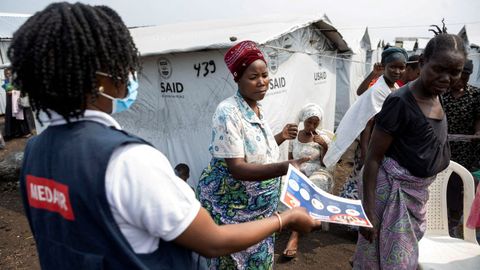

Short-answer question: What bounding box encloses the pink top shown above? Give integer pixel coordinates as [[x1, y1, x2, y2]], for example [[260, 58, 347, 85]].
[[467, 183, 480, 229]]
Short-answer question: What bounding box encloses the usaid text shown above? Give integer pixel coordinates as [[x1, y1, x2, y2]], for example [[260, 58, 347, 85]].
[[160, 82, 184, 93], [269, 77, 286, 90]]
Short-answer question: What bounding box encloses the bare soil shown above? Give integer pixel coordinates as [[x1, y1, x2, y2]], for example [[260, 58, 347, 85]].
[[0, 185, 40, 270], [274, 225, 357, 270], [0, 128, 357, 269]]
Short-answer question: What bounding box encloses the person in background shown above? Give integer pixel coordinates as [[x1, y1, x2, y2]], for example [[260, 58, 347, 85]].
[[327, 47, 408, 202], [2, 67, 33, 139], [13, 4, 320, 269], [401, 55, 421, 84], [442, 59, 480, 237], [355, 32, 466, 269], [175, 163, 190, 182], [355, 62, 385, 96], [196, 40, 309, 270], [356, 54, 421, 96], [282, 103, 333, 258]]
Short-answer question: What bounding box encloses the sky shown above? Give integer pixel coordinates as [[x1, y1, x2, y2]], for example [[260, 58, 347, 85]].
[[1, 0, 479, 43]]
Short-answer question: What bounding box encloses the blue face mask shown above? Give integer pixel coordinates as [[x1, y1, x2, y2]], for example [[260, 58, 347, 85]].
[[98, 72, 139, 114]]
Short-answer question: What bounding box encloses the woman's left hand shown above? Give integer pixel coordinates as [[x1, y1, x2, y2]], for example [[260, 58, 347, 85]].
[[281, 123, 298, 140], [359, 210, 378, 243], [313, 135, 328, 151]]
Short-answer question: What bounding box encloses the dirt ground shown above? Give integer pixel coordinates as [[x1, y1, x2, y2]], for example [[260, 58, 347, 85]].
[[0, 183, 40, 270], [0, 128, 357, 270], [0, 113, 40, 269]]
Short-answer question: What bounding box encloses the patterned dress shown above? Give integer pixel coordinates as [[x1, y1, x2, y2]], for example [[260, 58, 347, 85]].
[[442, 84, 480, 235], [197, 91, 280, 270], [442, 84, 480, 171], [353, 158, 435, 269]]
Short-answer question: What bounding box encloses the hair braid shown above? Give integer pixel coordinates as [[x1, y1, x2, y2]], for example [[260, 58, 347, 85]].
[[8, 2, 139, 122], [424, 20, 467, 62]]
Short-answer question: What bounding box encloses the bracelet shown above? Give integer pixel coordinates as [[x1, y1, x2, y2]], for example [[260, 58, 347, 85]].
[[274, 212, 283, 232]]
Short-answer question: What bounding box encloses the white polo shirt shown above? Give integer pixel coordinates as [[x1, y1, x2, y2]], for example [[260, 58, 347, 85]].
[[45, 110, 201, 253]]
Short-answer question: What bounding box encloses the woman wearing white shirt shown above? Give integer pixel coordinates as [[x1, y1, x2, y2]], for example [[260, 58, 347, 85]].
[[12, 3, 320, 269]]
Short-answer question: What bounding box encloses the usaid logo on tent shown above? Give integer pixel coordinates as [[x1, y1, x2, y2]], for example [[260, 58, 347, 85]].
[[156, 57, 185, 96], [267, 52, 278, 74], [314, 69, 328, 85], [157, 57, 172, 79], [264, 50, 287, 94]]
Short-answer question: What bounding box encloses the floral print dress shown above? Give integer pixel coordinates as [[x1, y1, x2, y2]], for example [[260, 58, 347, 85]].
[[442, 84, 480, 171], [197, 91, 280, 270]]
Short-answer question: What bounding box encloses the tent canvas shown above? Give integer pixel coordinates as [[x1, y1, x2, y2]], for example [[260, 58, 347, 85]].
[[0, 13, 31, 114], [335, 27, 382, 128], [117, 14, 348, 187], [459, 24, 480, 88], [0, 41, 9, 114]]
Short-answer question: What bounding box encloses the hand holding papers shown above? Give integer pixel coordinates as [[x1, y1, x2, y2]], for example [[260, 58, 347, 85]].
[[280, 165, 373, 228]]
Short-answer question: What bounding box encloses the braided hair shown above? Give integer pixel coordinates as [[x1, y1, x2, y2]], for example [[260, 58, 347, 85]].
[[8, 2, 139, 122], [424, 19, 467, 61]]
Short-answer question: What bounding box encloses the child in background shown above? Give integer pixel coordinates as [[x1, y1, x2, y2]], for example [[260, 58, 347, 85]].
[[174, 163, 190, 182]]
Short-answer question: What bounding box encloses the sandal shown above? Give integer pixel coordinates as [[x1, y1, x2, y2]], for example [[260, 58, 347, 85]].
[[282, 248, 297, 258]]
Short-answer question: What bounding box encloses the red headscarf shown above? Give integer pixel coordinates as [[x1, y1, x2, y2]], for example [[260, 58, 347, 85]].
[[224, 40, 266, 82]]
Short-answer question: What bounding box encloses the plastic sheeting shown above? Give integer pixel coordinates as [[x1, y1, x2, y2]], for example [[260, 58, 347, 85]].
[[459, 25, 480, 88], [130, 14, 348, 56], [468, 49, 480, 88], [0, 14, 31, 114], [334, 28, 382, 128], [335, 55, 367, 128], [0, 41, 10, 114], [0, 80, 5, 114], [116, 25, 338, 187]]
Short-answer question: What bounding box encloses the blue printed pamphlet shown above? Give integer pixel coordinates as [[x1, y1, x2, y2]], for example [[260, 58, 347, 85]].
[[280, 165, 373, 228]]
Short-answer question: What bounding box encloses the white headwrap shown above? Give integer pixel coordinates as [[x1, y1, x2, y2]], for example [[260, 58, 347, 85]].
[[298, 103, 324, 129]]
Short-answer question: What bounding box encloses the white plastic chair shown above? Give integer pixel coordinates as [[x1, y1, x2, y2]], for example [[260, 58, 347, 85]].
[[418, 161, 480, 270]]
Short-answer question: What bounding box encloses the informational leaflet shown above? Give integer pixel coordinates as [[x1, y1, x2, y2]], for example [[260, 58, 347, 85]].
[[280, 165, 373, 228]]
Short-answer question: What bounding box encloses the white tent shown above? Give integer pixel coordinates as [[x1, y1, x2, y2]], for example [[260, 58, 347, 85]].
[[458, 24, 480, 88], [0, 13, 30, 114], [414, 38, 430, 54], [120, 14, 349, 186], [334, 27, 382, 128], [402, 40, 416, 52]]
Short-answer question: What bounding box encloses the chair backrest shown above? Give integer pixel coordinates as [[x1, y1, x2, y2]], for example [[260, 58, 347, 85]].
[[425, 161, 477, 243]]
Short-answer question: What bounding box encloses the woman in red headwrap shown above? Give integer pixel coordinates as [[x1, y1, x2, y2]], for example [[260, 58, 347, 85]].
[[14, 5, 320, 269], [196, 40, 309, 269]]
